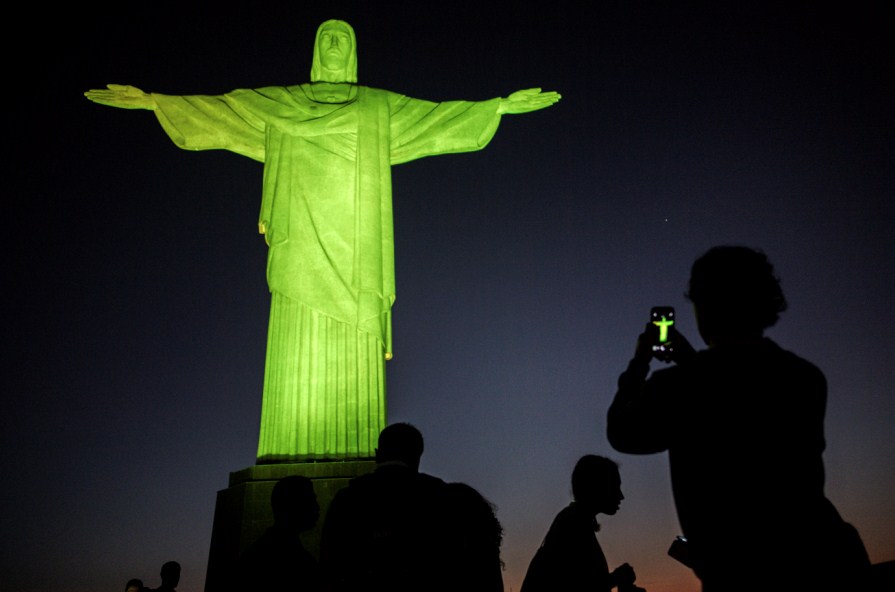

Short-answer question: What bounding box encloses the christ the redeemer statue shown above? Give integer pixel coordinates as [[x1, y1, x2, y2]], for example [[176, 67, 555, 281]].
[[85, 19, 561, 462]]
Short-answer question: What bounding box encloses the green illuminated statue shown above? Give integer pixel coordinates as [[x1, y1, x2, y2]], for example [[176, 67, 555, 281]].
[[85, 19, 560, 462]]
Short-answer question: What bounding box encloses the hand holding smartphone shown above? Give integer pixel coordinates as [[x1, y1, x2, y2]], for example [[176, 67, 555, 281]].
[[650, 306, 675, 362]]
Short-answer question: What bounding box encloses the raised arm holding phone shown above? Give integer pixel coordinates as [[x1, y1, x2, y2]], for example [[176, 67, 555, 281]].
[[606, 245, 871, 592]]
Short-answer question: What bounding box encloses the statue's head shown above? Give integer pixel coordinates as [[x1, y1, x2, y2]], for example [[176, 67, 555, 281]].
[[311, 19, 358, 83]]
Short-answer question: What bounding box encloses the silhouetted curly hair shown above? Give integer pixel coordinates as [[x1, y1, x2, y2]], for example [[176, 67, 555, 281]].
[[685, 245, 787, 330]]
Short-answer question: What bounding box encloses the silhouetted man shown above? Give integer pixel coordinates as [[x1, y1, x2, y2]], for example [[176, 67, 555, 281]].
[[606, 245, 870, 591], [319, 422, 449, 592]]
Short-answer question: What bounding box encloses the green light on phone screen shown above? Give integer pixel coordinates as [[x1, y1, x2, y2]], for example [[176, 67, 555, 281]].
[[653, 315, 674, 343]]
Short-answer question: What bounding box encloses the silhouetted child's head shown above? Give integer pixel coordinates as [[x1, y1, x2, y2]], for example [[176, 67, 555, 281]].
[[686, 245, 787, 344], [375, 422, 424, 470]]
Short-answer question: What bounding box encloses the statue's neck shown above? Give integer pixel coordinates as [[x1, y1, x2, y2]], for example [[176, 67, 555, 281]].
[[308, 82, 356, 103]]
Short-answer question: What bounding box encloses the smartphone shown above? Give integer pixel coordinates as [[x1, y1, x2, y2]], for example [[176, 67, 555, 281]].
[[650, 306, 675, 356], [667, 535, 691, 567]]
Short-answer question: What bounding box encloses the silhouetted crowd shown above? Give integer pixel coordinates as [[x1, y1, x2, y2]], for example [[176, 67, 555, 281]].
[[124, 245, 895, 592]]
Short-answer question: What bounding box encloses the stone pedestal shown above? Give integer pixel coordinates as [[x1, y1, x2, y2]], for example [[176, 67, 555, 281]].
[[203, 460, 376, 592]]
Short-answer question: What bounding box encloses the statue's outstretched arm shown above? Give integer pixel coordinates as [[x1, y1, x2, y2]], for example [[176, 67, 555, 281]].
[[84, 84, 157, 110], [497, 88, 561, 115]]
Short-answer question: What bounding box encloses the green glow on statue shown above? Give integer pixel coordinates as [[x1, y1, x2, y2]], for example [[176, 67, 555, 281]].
[[85, 19, 560, 462]]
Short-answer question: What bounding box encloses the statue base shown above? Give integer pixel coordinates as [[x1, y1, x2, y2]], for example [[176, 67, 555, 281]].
[[203, 460, 376, 592]]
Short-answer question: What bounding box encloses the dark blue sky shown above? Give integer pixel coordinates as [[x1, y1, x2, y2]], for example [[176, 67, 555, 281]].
[[6, 2, 894, 591]]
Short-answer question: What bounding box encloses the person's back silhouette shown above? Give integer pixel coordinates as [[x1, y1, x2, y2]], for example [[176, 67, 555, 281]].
[[606, 245, 871, 591], [235, 475, 321, 591], [319, 422, 448, 592], [520, 455, 644, 592]]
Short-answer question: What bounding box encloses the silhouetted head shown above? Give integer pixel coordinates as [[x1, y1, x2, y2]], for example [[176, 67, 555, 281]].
[[571, 455, 624, 517], [311, 19, 358, 83], [375, 422, 424, 470], [159, 561, 180, 587], [125, 578, 144, 592], [686, 245, 787, 345], [270, 475, 320, 532], [444, 482, 504, 556]]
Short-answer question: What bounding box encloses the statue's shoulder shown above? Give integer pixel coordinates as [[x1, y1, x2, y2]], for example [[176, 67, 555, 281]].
[[222, 85, 292, 98], [363, 86, 402, 98], [261, 84, 306, 97], [242, 84, 401, 106], [228, 85, 311, 106], [362, 86, 412, 108]]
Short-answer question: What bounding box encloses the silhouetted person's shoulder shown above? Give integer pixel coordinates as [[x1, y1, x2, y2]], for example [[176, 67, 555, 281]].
[[642, 337, 826, 402], [330, 464, 447, 516], [417, 471, 448, 490]]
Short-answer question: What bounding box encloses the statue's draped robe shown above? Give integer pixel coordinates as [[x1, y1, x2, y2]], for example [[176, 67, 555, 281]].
[[152, 84, 502, 461]]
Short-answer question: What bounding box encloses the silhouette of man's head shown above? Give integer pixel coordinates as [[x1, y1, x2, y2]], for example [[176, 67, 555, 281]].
[[571, 455, 623, 517], [125, 578, 144, 592], [686, 245, 787, 344], [270, 475, 320, 531], [160, 561, 180, 587], [375, 422, 424, 470]]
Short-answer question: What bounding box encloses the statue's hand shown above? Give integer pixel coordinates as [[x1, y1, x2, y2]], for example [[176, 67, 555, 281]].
[[84, 84, 157, 110], [497, 88, 561, 114]]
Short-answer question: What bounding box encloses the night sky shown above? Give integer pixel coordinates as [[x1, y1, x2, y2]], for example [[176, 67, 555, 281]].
[[6, 2, 894, 591]]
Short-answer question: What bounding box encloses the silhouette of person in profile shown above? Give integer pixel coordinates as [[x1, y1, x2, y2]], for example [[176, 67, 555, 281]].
[[125, 578, 144, 592], [441, 481, 505, 592], [235, 475, 322, 592], [319, 422, 449, 592], [520, 455, 644, 592], [606, 245, 871, 591], [148, 561, 180, 592]]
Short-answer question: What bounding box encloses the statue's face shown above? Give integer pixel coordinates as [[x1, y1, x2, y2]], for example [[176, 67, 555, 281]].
[[318, 24, 353, 74]]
